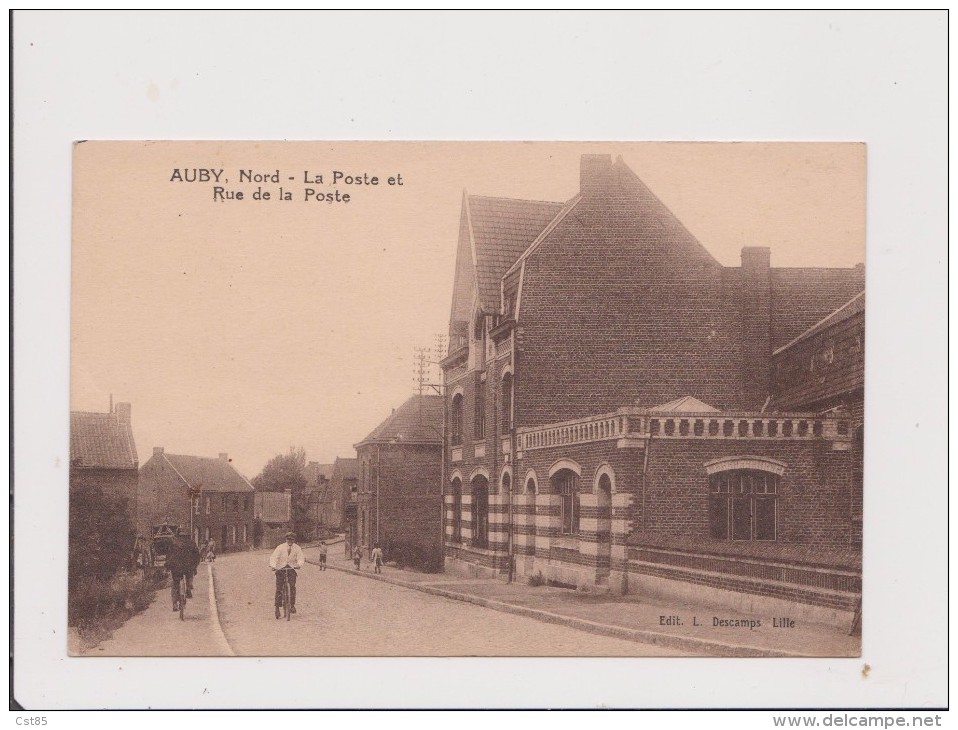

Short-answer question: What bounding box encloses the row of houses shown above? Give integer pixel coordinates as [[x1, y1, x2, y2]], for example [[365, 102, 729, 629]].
[[69, 406, 363, 554]]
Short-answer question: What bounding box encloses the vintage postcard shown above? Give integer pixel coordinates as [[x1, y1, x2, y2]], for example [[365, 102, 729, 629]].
[[68, 141, 865, 659]]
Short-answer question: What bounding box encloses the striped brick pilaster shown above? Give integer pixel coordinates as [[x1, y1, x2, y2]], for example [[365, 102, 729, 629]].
[[460, 494, 473, 543], [443, 495, 455, 539], [488, 493, 509, 548], [512, 494, 536, 557], [533, 494, 561, 553], [609, 492, 634, 593]]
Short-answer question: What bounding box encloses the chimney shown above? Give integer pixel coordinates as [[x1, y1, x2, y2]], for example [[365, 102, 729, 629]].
[[153, 446, 164, 457], [114, 402, 132, 424], [219, 452, 229, 462], [741, 246, 771, 272], [740, 247, 772, 407], [580, 154, 613, 197]]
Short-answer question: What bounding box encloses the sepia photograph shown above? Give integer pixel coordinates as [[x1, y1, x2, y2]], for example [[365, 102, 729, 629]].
[[69, 141, 865, 659]]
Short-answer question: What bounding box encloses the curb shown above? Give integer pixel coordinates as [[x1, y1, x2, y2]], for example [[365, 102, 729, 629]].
[[305, 557, 806, 658], [207, 562, 235, 656]]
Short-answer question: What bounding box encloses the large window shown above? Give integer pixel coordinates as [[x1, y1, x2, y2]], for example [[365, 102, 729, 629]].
[[472, 476, 489, 548], [709, 470, 777, 541], [553, 470, 580, 535], [452, 478, 463, 543], [501, 372, 514, 431], [451, 394, 464, 446], [474, 374, 485, 440]]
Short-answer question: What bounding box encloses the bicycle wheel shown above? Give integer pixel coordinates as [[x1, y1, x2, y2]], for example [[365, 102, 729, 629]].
[[179, 576, 186, 621], [284, 575, 291, 621]]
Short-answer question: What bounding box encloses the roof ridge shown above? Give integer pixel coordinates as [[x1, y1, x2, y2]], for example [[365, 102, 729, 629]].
[[467, 193, 564, 206], [772, 290, 865, 355], [613, 157, 721, 268], [503, 194, 582, 280], [160, 453, 191, 488]]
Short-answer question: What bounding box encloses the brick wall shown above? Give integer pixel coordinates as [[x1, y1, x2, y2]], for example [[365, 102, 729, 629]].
[[643, 438, 854, 549], [138, 454, 254, 550], [137, 454, 191, 537], [70, 467, 138, 521], [517, 185, 750, 424], [357, 441, 443, 559], [770, 268, 865, 350], [773, 306, 864, 412]]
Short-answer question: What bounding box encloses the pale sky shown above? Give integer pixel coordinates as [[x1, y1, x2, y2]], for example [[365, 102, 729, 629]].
[[71, 141, 865, 478]]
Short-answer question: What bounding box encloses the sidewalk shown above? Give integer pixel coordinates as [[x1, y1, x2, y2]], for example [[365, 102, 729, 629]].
[[73, 563, 233, 656], [303, 542, 860, 658]]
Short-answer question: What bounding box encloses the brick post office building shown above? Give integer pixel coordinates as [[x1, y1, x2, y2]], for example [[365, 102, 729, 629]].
[[440, 155, 864, 627], [138, 448, 255, 552], [351, 395, 443, 566]]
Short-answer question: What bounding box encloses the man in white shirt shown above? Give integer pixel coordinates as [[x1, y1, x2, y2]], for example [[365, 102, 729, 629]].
[[269, 531, 305, 618]]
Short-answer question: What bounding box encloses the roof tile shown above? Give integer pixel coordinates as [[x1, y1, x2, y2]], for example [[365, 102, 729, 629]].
[[70, 410, 138, 469]]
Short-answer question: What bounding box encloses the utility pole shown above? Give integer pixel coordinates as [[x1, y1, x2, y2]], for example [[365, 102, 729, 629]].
[[413, 337, 448, 566]]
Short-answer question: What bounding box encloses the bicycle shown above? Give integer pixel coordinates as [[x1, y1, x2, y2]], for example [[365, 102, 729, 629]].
[[174, 573, 187, 621], [274, 567, 296, 621]]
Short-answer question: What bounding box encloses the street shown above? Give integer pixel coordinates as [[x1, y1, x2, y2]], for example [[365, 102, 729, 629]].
[[84, 548, 686, 656]]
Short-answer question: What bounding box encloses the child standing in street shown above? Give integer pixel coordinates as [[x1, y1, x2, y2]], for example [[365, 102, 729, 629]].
[[371, 544, 384, 574], [352, 545, 362, 570], [319, 541, 328, 570]]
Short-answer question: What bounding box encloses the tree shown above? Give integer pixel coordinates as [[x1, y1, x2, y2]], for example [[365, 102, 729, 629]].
[[253, 447, 310, 539], [69, 485, 136, 585]]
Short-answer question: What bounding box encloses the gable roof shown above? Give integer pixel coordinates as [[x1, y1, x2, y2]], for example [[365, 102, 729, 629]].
[[332, 456, 359, 482], [356, 395, 443, 448], [70, 409, 138, 469], [773, 291, 865, 355], [648, 396, 720, 413], [467, 195, 564, 313], [160, 453, 254, 492], [303, 461, 334, 486]]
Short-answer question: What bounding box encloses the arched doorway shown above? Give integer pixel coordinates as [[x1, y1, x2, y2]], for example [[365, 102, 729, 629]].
[[471, 475, 489, 548], [596, 472, 613, 582]]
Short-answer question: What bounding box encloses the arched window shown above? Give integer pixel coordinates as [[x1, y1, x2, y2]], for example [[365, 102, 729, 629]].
[[501, 372, 514, 431], [474, 374, 486, 440], [525, 471, 538, 495], [552, 469, 580, 535], [709, 469, 778, 541], [451, 478, 463, 542], [451, 393, 464, 446], [501, 471, 512, 494], [472, 475, 489, 548]]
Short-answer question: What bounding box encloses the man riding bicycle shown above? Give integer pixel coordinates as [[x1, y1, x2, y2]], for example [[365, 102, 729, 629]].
[[167, 528, 200, 611], [269, 530, 305, 618]]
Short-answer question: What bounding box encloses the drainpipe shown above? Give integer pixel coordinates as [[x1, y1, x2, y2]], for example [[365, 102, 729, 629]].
[[642, 430, 652, 530], [376, 443, 381, 555], [440, 385, 446, 567], [509, 332, 517, 582]]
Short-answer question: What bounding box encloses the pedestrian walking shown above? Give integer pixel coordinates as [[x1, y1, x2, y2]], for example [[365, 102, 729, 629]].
[[371, 544, 384, 574], [319, 541, 328, 570], [352, 545, 362, 570]]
